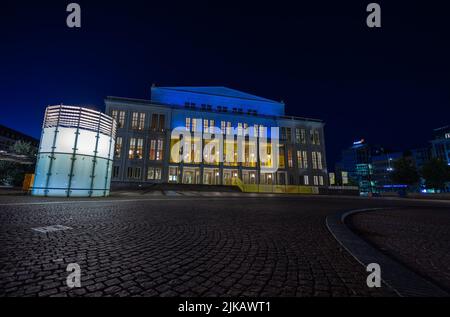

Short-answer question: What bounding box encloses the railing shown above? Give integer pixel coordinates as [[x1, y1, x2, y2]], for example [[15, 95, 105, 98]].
[[231, 177, 319, 194]]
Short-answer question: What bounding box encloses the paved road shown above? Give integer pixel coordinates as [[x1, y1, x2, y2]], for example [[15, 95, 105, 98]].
[[349, 207, 450, 293], [0, 194, 447, 297]]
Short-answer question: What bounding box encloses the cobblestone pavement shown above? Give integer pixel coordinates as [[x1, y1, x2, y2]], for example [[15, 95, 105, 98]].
[[0, 195, 446, 297], [349, 207, 450, 293]]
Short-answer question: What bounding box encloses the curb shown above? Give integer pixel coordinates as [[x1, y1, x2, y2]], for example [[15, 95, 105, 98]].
[[326, 208, 449, 297]]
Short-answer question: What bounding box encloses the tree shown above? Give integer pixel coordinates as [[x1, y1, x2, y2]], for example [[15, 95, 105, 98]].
[[0, 141, 37, 186], [421, 158, 450, 191], [390, 157, 419, 190]]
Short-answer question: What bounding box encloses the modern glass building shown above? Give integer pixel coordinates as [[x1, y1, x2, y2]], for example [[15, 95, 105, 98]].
[[105, 86, 327, 188], [32, 105, 117, 197]]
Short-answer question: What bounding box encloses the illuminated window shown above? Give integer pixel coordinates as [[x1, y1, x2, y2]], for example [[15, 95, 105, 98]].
[[115, 137, 122, 158], [136, 138, 143, 159], [342, 171, 349, 185], [156, 139, 164, 161], [131, 112, 139, 130], [221, 121, 226, 134], [287, 147, 293, 168], [317, 152, 323, 169], [169, 166, 179, 182], [311, 129, 320, 145], [314, 175, 319, 185], [149, 139, 156, 160], [203, 119, 209, 133], [303, 151, 308, 168], [329, 173, 335, 185], [192, 118, 199, 132], [128, 138, 136, 159], [226, 122, 232, 135], [300, 129, 306, 144], [112, 110, 126, 128], [243, 123, 248, 135], [209, 120, 215, 133], [304, 175, 309, 185], [147, 168, 155, 180], [295, 128, 301, 143], [259, 125, 265, 138], [185, 117, 191, 131], [312, 152, 317, 169], [279, 144, 285, 168], [155, 168, 162, 180], [237, 123, 243, 136], [138, 113, 145, 130], [296, 150, 303, 169], [319, 175, 324, 186]]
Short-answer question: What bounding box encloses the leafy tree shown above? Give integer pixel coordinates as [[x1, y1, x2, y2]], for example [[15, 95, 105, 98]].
[[0, 141, 37, 186], [421, 158, 450, 191], [390, 157, 419, 189]]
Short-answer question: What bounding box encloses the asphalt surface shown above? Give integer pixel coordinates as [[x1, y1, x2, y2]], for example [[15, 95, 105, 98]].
[[0, 193, 448, 297]]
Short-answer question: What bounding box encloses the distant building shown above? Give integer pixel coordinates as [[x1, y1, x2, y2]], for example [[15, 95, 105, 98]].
[[105, 86, 328, 187], [0, 124, 39, 152], [335, 139, 375, 193], [431, 125, 450, 165], [410, 147, 431, 171], [371, 151, 403, 192]]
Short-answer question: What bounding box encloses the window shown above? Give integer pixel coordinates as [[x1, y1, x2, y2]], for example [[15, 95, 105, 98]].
[[138, 113, 145, 130], [286, 128, 292, 142], [155, 168, 162, 180], [149, 139, 156, 160], [287, 148, 293, 168], [203, 119, 209, 133], [113, 166, 120, 178], [297, 150, 303, 169], [329, 173, 335, 185], [147, 168, 155, 180], [129, 138, 136, 159], [169, 166, 179, 182], [295, 128, 301, 143], [319, 175, 324, 186], [185, 117, 191, 131], [243, 123, 248, 135], [237, 123, 243, 136], [304, 175, 309, 185], [311, 129, 320, 145], [312, 152, 317, 169], [226, 122, 232, 135], [254, 124, 259, 137], [129, 138, 143, 159], [115, 137, 122, 158], [303, 151, 308, 168], [111, 110, 125, 128], [342, 171, 349, 185], [221, 121, 226, 134], [127, 167, 141, 179], [192, 118, 199, 132], [281, 127, 292, 141], [209, 120, 215, 133], [158, 114, 165, 131], [317, 152, 323, 169], [314, 176, 319, 185], [151, 114, 158, 130], [131, 112, 139, 130], [136, 138, 144, 159], [156, 140, 164, 161], [300, 129, 306, 144], [259, 125, 265, 138]]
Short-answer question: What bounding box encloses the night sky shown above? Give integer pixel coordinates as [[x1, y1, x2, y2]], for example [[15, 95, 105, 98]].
[[1, 1, 449, 167]]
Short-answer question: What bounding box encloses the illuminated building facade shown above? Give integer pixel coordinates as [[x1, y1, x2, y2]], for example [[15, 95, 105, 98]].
[[105, 86, 327, 187]]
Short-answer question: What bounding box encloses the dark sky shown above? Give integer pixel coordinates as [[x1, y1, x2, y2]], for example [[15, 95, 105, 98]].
[[1, 1, 449, 167]]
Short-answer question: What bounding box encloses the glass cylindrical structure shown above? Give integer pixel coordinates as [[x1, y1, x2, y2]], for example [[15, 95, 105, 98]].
[[32, 105, 117, 197]]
